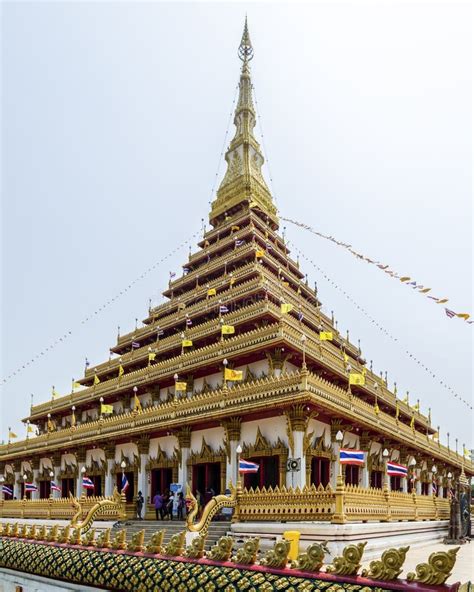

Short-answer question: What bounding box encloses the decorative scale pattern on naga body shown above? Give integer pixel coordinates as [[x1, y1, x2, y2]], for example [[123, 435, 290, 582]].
[[0, 539, 398, 592]]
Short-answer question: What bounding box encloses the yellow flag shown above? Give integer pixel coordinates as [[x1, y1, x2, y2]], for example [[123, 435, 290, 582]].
[[457, 313, 470, 320], [207, 288, 216, 296], [229, 277, 236, 286], [71, 411, 76, 427], [182, 339, 193, 347], [343, 351, 349, 363], [319, 331, 333, 341], [410, 415, 415, 429], [9, 431, 17, 439], [395, 402, 400, 420], [134, 394, 142, 412], [224, 368, 243, 381], [349, 373, 365, 386], [282, 281, 290, 287], [27, 424, 35, 433], [280, 303, 293, 314], [463, 446, 470, 457], [52, 387, 59, 399], [361, 366, 367, 376], [118, 365, 124, 379], [72, 380, 82, 391], [101, 403, 113, 415], [175, 381, 187, 392], [436, 298, 448, 304], [221, 325, 235, 335], [93, 374, 100, 385], [255, 250, 265, 258], [148, 352, 156, 363], [231, 225, 240, 232], [374, 403, 380, 415], [419, 288, 431, 293], [400, 276, 411, 282]]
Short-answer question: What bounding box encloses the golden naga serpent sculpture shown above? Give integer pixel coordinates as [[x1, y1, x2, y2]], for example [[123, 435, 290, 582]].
[[69, 487, 125, 534], [185, 483, 237, 536]]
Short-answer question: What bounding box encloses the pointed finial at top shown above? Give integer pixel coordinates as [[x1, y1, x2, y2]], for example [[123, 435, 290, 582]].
[[238, 16, 253, 62]]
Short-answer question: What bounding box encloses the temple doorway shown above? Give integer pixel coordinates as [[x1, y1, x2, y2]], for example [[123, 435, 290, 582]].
[[86, 475, 102, 497], [192, 462, 221, 495], [344, 465, 359, 486], [243, 455, 279, 489], [310, 457, 330, 487], [61, 478, 75, 497], [39, 480, 51, 499], [151, 468, 173, 496], [370, 471, 383, 489]]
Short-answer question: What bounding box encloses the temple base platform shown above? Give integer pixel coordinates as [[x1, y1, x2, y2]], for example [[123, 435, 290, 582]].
[[230, 519, 450, 560]]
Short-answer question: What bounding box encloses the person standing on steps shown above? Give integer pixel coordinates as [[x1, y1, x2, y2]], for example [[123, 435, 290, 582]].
[[136, 491, 144, 520], [152, 491, 163, 520]]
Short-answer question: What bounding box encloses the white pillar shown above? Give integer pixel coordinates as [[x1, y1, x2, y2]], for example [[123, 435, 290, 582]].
[[105, 459, 115, 496], [331, 442, 341, 488], [137, 453, 148, 503], [226, 440, 238, 488], [76, 472, 83, 497], [13, 472, 21, 499], [401, 477, 408, 493], [286, 431, 306, 488], [360, 461, 369, 488], [32, 469, 40, 499], [178, 447, 190, 487], [438, 485, 444, 497]]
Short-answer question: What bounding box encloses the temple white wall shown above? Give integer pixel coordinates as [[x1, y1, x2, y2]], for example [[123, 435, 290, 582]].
[[115, 442, 138, 463], [39, 457, 52, 472], [342, 432, 358, 448], [306, 418, 331, 446], [240, 416, 288, 448], [149, 435, 177, 458], [86, 449, 105, 465], [190, 427, 225, 453]]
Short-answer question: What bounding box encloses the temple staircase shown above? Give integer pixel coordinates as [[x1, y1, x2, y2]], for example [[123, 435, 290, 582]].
[[113, 519, 231, 549]]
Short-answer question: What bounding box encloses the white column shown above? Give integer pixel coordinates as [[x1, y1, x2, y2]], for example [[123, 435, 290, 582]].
[[401, 476, 408, 493], [32, 469, 40, 499], [76, 472, 83, 497], [13, 472, 21, 499], [105, 459, 115, 496], [286, 431, 306, 488], [438, 485, 444, 497], [226, 440, 238, 488], [137, 453, 148, 502], [178, 447, 190, 487], [330, 442, 341, 488], [360, 460, 369, 488]]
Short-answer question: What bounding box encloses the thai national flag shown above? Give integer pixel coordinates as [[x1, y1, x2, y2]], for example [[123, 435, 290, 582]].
[[186, 318, 192, 326], [297, 311, 304, 322], [239, 459, 259, 473], [219, 305, 229, 314], [51, 481, 61, 493], [2, 485, 13, 496], [156, 328, 164, 336], [131, 341, 140, 349], [387, 462, 408, 477], [82, 477, 94, 490], [25, 482, 38, 492], [339, 449, 365, 466], [169, 271, 176, 279], [235, 239, 245, 247], [121, 474, 129, 493]]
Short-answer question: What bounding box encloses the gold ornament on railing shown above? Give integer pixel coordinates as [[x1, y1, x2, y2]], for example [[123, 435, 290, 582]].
[[46, 524, 59, 542], [57, 526, 71, 544], [95, 528, 111, 549], [145, 530, 165, 554], [35, 525, 46, 541], [163, 531, 185, 557], [291, 542, 328, 572], [326, 541, 367, 576], [111, 529, 127, 550], [10, 523, 19, 537], [127, 529, 145, 553], [361, 546, 409, 581], [18, 524, 28, 538], [232, 537, 260, 565], [69, 528, 82, 545], [82, 529, 96, 546], [260, 540, 290, 569], [185, 534, 207, 559], [407, 547, 460, 585], [206, 536, 234, 561]]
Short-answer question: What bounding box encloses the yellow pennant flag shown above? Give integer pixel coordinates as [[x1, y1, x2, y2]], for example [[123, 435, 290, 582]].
[[282, 281, 290, 287], [93, 374, 100, 385], [71, 411, 76, 427], [118, 365, 125, 379], [231, 225, 240, 232], [457, 313, 470, 320], [221, 325, 235, 335], [72, 380, 82, 391], [436, 298, 448, 304], [9, 431, 17, 439], [410, 415, 415, 429], [27, 424, 35, 433], [134, 394, 142, 412], [207, 288, 217, 296], [101, 403, 113, 415], [280, 303, 293, 314], [229, 277, 236, 286], [400, 276, 411, 282], [319, 331, 333, 341], [255, 250, 265, 258], [349, 373, 365, 386], [463, 446, 470, 458], [182, 339, 193, 347], [361, 366, 367, 376], [419, 288, 431, 293], [175, 381, 187, 392], [224, 368, 243, 381], [343, 351, 349, 363], [148, 352, 156, 363], [374, 403, 380, 415], [395, 402, 400, 420]]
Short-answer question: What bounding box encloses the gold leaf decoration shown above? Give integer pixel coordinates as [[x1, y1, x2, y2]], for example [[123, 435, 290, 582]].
[[361, 546, 409, 581], [407, 547, 460, 585], [292, 541, 328, 572], [232, 537, 260, 565], [326, 541, 367, 576], [206, 536, 234, 561], [260, 539, 290, 569]]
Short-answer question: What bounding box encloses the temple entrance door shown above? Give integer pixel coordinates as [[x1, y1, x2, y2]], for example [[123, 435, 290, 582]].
[[39, 480, 51, 499], [243, 456, 279, 490], [370, 471, 383, 489], [192, 462, 221, 496], [116, 472, 135, 502], [310, 458, 330, 487], [61, 478, 75, 497], [151, 468, 173, 497], [86, 476, 102, 497], [344, 465, 359, 486], [20, 483, 31, 499]]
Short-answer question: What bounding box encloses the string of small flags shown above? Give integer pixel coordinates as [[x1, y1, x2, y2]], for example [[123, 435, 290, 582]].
[[290, 242, 473, 411], [1, 229, 201, 386], [282, 216, 472, 325]]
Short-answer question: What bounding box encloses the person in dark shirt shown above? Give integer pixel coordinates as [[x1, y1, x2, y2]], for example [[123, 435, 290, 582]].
[[152, 491, 163, 520]]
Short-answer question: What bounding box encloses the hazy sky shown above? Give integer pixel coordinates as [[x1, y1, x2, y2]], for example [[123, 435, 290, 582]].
[[1, 2, 472, 448]]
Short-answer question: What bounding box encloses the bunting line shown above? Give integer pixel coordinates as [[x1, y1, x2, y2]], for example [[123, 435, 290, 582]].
[[282, 216, 472, 325], [1, 229, 201, 386], [290, 242, 473, 411]]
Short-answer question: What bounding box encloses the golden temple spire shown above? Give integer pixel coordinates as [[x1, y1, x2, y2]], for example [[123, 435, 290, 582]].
[[209, 17, 278, 228]]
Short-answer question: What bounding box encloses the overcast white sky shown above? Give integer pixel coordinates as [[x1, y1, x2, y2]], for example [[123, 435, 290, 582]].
[[1, 2, 472, 449]]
